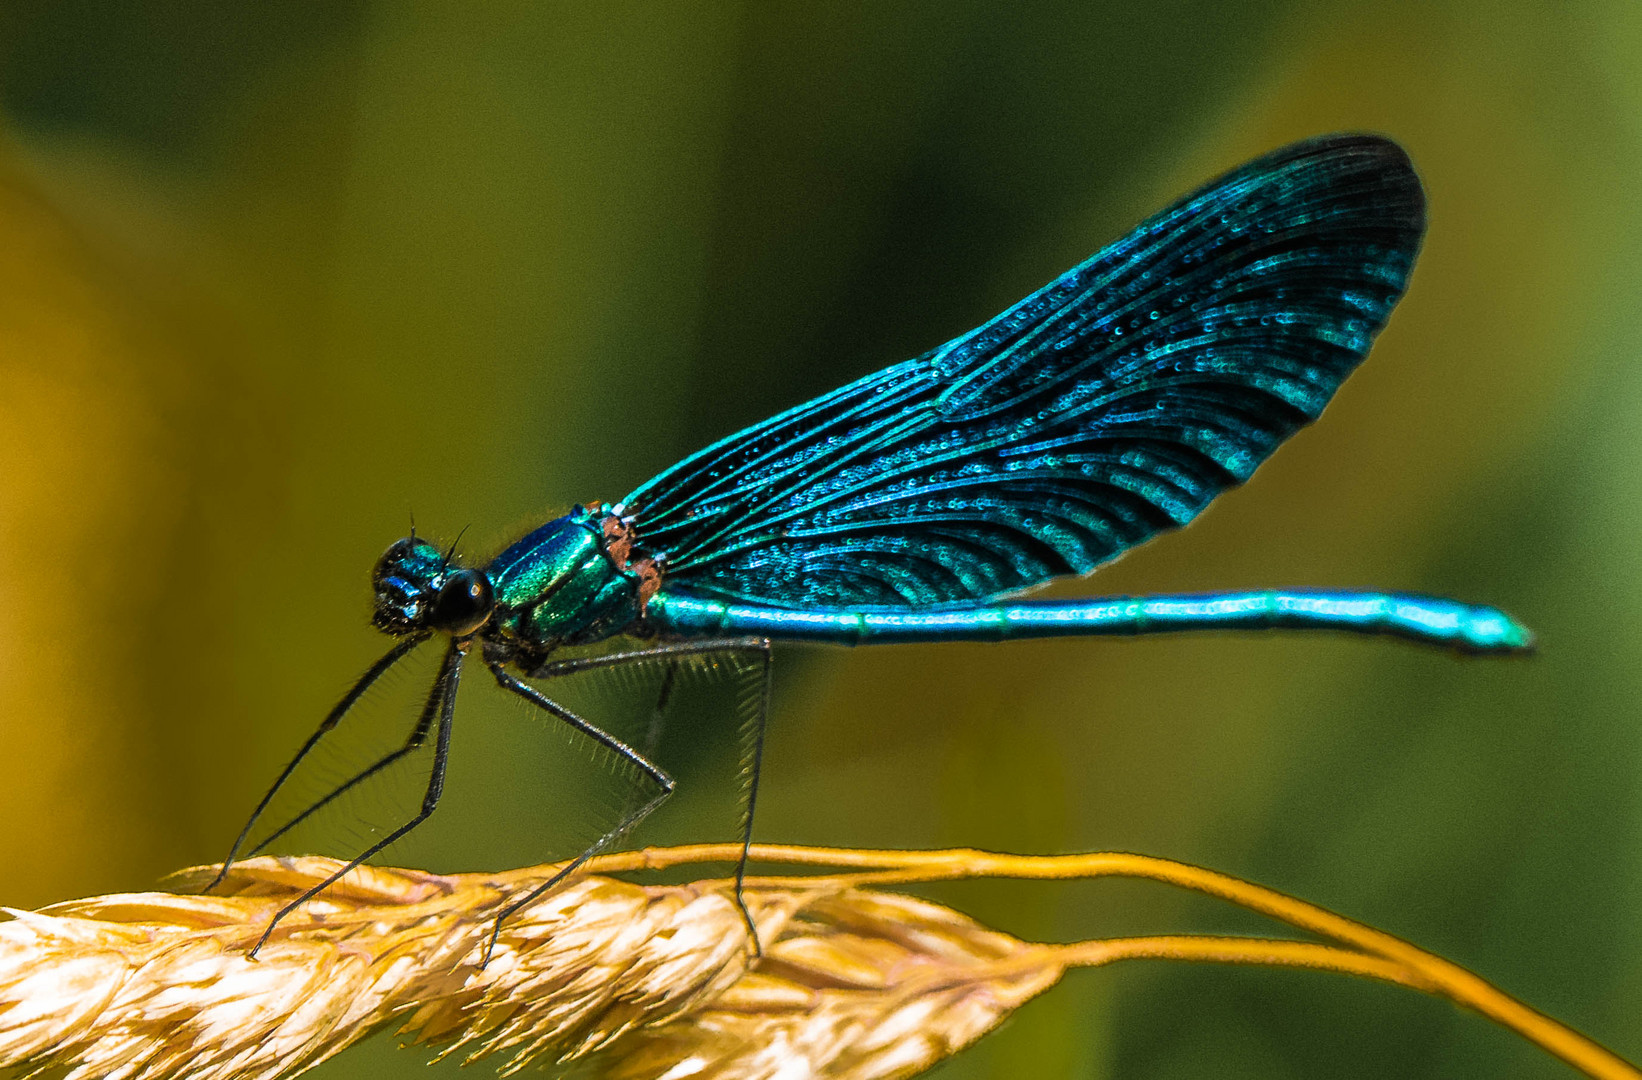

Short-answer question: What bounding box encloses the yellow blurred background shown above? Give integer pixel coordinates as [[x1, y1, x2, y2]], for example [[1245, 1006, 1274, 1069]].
[[0, 2, 1638, 1076]]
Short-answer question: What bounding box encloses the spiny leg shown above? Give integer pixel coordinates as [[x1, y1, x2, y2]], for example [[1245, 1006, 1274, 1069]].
[[521, 637, 773, 952], [731, 638, 773, 954], [527, 637, 770, 678], [238, 640, 448, 861], [485, 661, 677, 966], [206, 632, 429, 894], [247, 639, 464, 958]]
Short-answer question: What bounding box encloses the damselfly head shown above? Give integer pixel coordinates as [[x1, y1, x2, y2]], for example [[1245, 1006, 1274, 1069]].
[[371, 537, 445, 635], [372, 537, 497, 638]]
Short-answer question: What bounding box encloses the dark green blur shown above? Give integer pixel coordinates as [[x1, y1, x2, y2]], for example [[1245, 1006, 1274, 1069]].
[[0, 2, 1637, 1078]]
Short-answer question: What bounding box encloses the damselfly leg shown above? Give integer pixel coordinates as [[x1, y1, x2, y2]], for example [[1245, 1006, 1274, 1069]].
[[480, 637, 773, 964], [204, 632, 431, 895], [247, 638, 465, 957], [483, 662, 674, 965]]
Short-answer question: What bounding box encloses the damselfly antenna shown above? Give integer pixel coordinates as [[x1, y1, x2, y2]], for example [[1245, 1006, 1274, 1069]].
[[443, 525, 470, 569]]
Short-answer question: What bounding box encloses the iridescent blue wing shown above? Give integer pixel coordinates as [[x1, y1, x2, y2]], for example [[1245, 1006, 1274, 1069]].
[[623, 134, 1425, 609]]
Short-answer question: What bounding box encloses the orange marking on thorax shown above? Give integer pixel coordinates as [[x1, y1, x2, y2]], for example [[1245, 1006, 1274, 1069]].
[[597, 509, 662, 611]]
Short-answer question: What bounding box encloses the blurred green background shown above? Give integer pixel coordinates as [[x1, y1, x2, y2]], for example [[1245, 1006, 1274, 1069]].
[[0, 1, 1638, 1077]]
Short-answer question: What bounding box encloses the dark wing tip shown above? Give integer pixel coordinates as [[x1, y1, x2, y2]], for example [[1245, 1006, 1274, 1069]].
[[1265, 132, 1426, 234]]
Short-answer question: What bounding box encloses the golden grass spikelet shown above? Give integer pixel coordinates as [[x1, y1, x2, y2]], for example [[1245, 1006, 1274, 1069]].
[[0, 856, 1063, 1080], [0, 845, 1632, 1080], [590, 888, 1064, 1080], [0, 857, 752, 1079]]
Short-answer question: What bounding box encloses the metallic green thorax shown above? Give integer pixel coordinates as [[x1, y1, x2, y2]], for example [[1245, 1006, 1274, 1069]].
[[484, 504, 650, 658]]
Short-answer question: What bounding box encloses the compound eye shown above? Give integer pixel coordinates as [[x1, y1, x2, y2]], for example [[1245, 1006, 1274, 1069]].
[[432, 569, 495, 636]]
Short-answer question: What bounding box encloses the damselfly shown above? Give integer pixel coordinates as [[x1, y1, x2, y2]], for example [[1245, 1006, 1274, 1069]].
[[211, 134, 1532, 959]]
